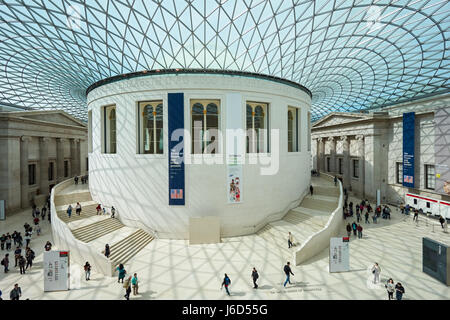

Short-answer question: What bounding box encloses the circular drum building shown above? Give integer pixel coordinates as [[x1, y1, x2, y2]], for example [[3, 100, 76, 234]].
[[87, 70, 312, 239]]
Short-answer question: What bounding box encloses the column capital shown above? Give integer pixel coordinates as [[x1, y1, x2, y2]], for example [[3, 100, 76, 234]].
[[317, 137, 324, 143], [355, 134, 364, 141], [340, 135, 349, 142], [39, 137, 51, 143], [21, 136, 32, 142], [327, 136, 335, 142], [57, 138, 67, 143]]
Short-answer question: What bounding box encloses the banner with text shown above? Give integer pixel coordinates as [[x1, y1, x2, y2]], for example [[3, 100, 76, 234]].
[[402, 112, 415, 188], [168, 93, 185, 206], [329, 237, 350, 273], [43, 251, 70, 292]]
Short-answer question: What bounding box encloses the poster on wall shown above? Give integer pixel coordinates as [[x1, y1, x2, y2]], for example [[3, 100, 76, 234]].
[[168, 93, 185, 206], [402, 112, 415, 188], [43, 251, 70, 292], [227, 155, 243, 204], [434, 107, 450, 196], [329, 237, 350, 273]]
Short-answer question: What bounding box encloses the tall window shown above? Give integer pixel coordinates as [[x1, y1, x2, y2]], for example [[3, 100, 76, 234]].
[[88, 110, 93, 153], [28, 164, 36, 185], [86, 158, 89, 171], [396, 162, 403, 184], [327, 157, 331, 172], [138, 101, 163, 154], [338, 158, 343, 175], [64, 160, 69, 178], [353, 159, 359, 178], [102, 105, 116, 154], [425, 164, 435, 190], [307, 111, 311, 151], [191, 99, 220, 154], [287, 106, 299, 152], [48, 162, 54, 181], [247, 102, 268, 153]]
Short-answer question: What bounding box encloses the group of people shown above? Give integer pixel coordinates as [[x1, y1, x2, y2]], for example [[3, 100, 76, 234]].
[[346, 222, 364, 239], [116, 263, 139, 300], [344, 199, 392, 226], [74, 175, 88, 185], [372, 263, 405, 300], [401, 203, 448, 230]]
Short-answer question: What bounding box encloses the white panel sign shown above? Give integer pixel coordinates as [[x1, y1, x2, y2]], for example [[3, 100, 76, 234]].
[[44, 251, 70, 292], [329, 237, 350, 273]]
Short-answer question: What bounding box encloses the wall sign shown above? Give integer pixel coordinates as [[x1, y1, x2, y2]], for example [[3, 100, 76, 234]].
[[329, 237, 350, 273], [168, 93, 185, 206], [44, 251, 70, 292], [402, 112, 415, 188]]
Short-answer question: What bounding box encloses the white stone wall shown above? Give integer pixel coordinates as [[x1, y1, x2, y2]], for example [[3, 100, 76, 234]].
[[87, 74, 312, 239]]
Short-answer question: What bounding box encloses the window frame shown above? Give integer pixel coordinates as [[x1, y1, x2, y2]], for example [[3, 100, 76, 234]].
[[137, 100, 164, 155], [246, 101, 269, 154], [64, 160, 70, 178], [425, 164, 435, 190], [102, 104, 117, 154], [48, 161, 55, 181], [396, 162, 403, 185], [28, 163, 36, 186], [190, 99, 221, 154], [353, 159, 359, 178], [287, 106, 300, 153]]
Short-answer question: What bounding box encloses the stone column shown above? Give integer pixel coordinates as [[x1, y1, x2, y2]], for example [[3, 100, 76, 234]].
[[56, 138, 65, 183], [70, 138, 80, 176], [39, 137, 50, 195], [20, 136, 32, 208], [328, 136, 336, 173], [318, 137, 325, 172], [341, 135, 350, 189], [356, 135, 365, 198]]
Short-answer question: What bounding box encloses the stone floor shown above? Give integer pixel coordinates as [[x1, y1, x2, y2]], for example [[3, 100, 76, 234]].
[[0, 193, 449, 300]]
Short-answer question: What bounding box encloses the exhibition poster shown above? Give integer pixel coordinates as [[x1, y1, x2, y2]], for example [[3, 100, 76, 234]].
[[44, 250, 70, 292], [329, 237, 350, 273]]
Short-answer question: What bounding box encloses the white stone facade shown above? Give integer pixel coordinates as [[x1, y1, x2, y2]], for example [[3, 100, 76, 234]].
[[87, 73, 312, 239]]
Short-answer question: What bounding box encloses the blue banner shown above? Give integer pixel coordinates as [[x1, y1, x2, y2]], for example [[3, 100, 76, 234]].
[[168, 93, 185, 206], [402, 112, 415, 188]]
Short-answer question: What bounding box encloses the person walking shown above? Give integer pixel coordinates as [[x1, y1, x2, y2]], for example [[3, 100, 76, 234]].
[[10, 284, 22, 300], [371, 263, 381, 284], [1, 254, 9, 273], [0, 234, 6, 250], [17, 233, 22, 248], [84, 262, 91, 281], [96, 204, 102, 215], [132, 273, 139, 295], [439, 215, 446, 229], [385, 278, 395, 300], [221, 273, 231, 296], [334, 176, 337, 186], [356, 210, 361, 223], [25, 248, 35, 270], [18, 255, 26, 274], [14, 246, 21, 267], [346, 223, 352, 237], [67, 204, 72, 218], [74, 175, 79, 185], [104, 244, 110, 258], [5, 234, 12, 251], [116, 264, 126, 283], [395, 282, 405, 300], [365, 211, 370, 224], [357, 224, 363, 239], [36, 224, 41, 236], [44, 241, 52, 251], [41, 206, 47, 220], [24, 232, 31, 247], [309, 185, 314, 196], [413, 210, 419, 222], [352, 221, 357, 236], [283, 262, 294, 287], [123, 276, 132, 300], [75, 202, 82, 216], [251, 267, 259, 289], [288, 232, 294, 248], [111, 206, 116, 218]]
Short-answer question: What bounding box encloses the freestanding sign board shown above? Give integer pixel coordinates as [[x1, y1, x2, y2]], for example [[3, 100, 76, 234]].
[[44, 251, 70, 292], [329, 237, 350, 273]]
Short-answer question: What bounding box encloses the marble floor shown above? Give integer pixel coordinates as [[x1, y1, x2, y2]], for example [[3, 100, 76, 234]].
[[0, 194, 449, 300]]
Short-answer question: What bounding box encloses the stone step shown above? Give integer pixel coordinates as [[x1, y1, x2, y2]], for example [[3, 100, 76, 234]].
[[310, 185, 340, 197], [54, 191, 92, 206], [283, 210, 326, 228], [300, 196, 337, 212], [72, 218, 125, 243], [57, 204, 99, 223], [108, 229, 154, 265]]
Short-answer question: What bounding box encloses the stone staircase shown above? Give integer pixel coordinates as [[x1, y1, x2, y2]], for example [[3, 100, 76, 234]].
[[57, 203, 99, 223], [108, 229, 154, 266], [72, 218, 125, 242]]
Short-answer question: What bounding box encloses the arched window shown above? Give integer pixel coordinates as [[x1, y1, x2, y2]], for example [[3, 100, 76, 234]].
[[102, 105, 116, 154], [288, 110, 294, 152], [191, 99, 220, 154], [246, 102, 268, 153], [139, 101, 163, 154], [288, 106, 300, 152]]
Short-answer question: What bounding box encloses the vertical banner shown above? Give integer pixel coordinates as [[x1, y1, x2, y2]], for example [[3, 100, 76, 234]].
[[226, 93, 244, 204], [329, 237, 350, 273], [168, 93, 185, 206], [43, 251, 70, 292], [402, 112, 415, 188]]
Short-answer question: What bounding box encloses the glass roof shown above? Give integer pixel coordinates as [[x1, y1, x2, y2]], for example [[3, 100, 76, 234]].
[[0, 0, 448, 122]]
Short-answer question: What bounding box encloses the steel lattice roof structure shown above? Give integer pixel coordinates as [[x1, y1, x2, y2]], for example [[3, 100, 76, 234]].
[[0, 0, 449, 122]]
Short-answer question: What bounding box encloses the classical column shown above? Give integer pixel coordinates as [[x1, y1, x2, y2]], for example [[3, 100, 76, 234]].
[[328, 136, 336, 173], [341, 135, 350, 189], [20, 136, 32, 208], [39, 137, 50, 195], [356, 135, 365, 198], [56, 138, 65, 183], [70, 138, 80, 176], [318, 137, 325, 172]]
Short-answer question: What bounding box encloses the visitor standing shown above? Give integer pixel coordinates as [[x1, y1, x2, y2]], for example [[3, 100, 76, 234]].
[[221, 273, 231, 296], [283, 262, 294, 287], [2, 254, 9, 273], [385, 278, 395, 300], [44, 241, 52, 251], [132, 273, 139, 295], [111, 206, 116, 218], [413, 210, 419, 222], [75, 202, 82, 216], [439, 216, 446, 229], [123, 276, 132, 300], [25, 248, 35, 270], [288, 232, 294, 248], [96, 204, 102, 215], [41, 206, 47, 220], [84, 262, 91, 281], [18, 255, 26, 274], [357, 224, 363, 239], [371, 263, 381, 284], [251, 267, 259, 289], [104, 244, 110, 258], [346, 223, 351, 237], [36, 224, 41, 236], [67, 204, 72, 218], [0, 234, 5, 250], [10, 284, 21, 300], [74, 176, 79, 185], [116, 264, 126, 283], [395, 282, 405, 300], [334, 176, 337, 186], [24, 232, 31, 247], [310, 185, 314, 196], [14, 247, 21, 267], [5, 233, 12, 251], [352, 221, 357, 236]]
